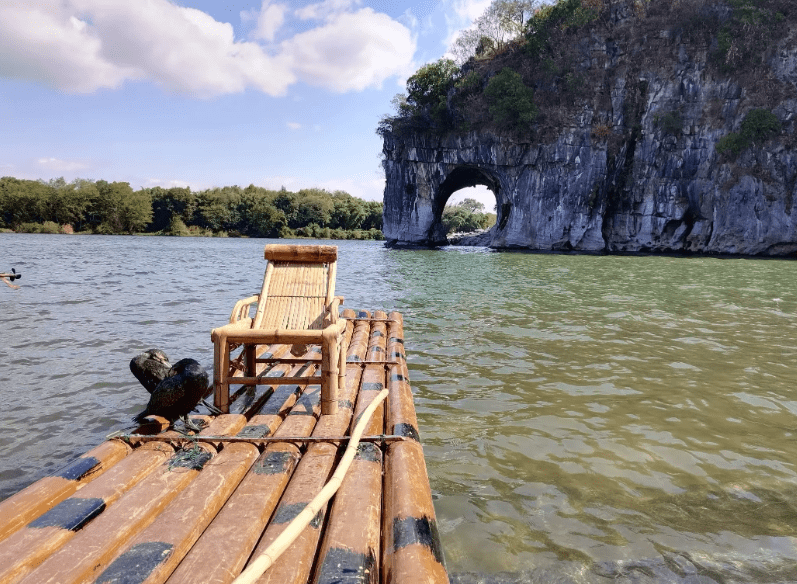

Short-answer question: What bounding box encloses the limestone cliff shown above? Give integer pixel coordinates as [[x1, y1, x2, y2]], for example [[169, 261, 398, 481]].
[[381, 0, 797, 256]]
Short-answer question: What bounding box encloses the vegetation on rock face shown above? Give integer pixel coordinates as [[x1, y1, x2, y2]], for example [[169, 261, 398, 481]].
[[0, 177, 383, 239], [716, 108, 782, 158], [378, 0, 795, 142]]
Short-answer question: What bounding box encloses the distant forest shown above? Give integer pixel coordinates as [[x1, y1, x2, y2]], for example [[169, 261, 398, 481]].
[[0, 177, 384, 240]]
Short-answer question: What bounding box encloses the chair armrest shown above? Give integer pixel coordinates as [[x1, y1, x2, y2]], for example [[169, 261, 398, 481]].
[[229, 295, 260, 324], [325, 297, 344, 326]]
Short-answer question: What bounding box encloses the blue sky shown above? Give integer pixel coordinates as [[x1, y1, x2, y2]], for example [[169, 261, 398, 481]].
[[0, 0, 498, 207]]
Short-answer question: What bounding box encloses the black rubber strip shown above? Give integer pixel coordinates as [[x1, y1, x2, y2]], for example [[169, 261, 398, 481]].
[[28, 497, 106, 531], [237, 424, 273, 438], [272, 501, 324, 529], [392, 515, 445, 566], [252, 450, 298, 475], [355, 442, 382, 463], [55, 456, 100, 481], [94, 541, 173, 584], [393, 423, 420, 442], [316, 546, 377, 584]]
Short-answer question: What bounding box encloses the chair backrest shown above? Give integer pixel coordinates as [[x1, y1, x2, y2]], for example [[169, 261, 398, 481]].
[[254, 245, 338, 330]]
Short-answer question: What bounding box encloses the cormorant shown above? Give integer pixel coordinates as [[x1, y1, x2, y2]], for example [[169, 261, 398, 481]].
[[133, 358, 210, 432], [129, 349, 171, 393]]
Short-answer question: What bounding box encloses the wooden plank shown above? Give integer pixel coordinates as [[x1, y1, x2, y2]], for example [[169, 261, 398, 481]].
[[0, 442, 170, 584], [0, 440, 131, 544]]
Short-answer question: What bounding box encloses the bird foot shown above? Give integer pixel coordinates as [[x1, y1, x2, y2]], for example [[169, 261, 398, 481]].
[[177, 416, 207, 434]]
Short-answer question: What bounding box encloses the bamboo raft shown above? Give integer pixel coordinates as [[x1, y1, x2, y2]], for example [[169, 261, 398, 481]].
[[0, 292, 448, 582]]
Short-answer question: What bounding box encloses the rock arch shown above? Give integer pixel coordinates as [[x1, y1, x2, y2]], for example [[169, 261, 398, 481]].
[[430, 166, 506, 245], [380, 130, 609, 250]]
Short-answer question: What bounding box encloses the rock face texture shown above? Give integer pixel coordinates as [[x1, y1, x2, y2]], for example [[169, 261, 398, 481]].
[[382, 6, 797, 256]]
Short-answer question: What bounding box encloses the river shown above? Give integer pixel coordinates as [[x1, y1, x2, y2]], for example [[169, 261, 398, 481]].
[[1, 234, 796, 583]]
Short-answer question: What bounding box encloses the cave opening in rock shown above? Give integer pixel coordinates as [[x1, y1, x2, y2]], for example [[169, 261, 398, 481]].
[[433, 166, 504, 246]]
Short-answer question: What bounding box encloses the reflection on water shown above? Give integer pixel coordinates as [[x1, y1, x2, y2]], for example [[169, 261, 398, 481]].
[[1, 234, 796, 582]]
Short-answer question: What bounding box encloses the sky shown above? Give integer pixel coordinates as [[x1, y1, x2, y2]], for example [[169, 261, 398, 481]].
[[0, 0, 499, 208]]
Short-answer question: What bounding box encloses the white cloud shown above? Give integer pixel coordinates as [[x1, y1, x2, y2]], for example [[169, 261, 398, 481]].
[[296, 0, 361, 21], [37, 157, 89, 172], [450, 0, 493, 21], [282, 8, 416, 92], [0, 0, 414, 97], [442, 0, 492, 52], [259, 174, 383, 201], [144, 178, 194, 189], [247, 0, 287, 42], [286, 122, 302, 130]]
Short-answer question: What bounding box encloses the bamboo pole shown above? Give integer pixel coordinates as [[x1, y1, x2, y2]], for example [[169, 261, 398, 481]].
[[232, 385, 389, 584], [0, 440, 131, 545], [0, 442, 171, 584]]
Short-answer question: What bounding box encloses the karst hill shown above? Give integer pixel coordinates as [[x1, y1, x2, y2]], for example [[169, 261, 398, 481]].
[[379, 0, 797, 255]]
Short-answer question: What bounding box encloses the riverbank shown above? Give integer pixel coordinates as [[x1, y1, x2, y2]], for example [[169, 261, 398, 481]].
[[3, 222, 383, 241]]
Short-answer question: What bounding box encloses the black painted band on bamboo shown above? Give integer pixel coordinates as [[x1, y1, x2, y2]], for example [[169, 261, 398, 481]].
[[371, 330, 384, 337], [391, 515, 446, 566], [316, 547, 377, 584], [370, 346, 385, 353], [272, 502, 324, 529], [168, 448, 212, 471], [237, 424, 273, 438], [354, 442, 382, 463], [95, 541, 173, 584], [390, 352, 406, 361], [392, 423, 420, 442], [338, 399, 354, 409], [287, 390, 320, 416], [347, 355, 362, 362], [257, 384, 302, 416], [388, 337, 404, 345], [356, 311, 369, 318], [389, 373, 407, 383], [252, 451, 299, 475], [55, 456, 101, 481], [361, 382, 384, 392], [28, 497, 106, 531]]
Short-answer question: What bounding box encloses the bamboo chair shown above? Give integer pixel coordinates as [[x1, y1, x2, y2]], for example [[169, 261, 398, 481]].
[[211, 244, 347, 415]]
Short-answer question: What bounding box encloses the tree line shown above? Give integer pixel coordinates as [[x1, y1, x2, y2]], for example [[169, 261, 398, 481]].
[[0, 177, 384, 240]]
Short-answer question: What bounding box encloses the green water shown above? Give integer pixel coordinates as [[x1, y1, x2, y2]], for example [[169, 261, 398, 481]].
[[390, 250, 797, 582], [2, 236, 796, 582]]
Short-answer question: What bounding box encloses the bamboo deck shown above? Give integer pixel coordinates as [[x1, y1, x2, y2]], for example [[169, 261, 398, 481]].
[[0, 309, 448, 584]]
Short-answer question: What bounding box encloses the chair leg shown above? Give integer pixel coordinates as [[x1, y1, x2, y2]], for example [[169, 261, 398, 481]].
[[213, 335, 230, 414], [338, 333, 347, 390], [245, 344, 256, 378], [321, 332, 339, 416]]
